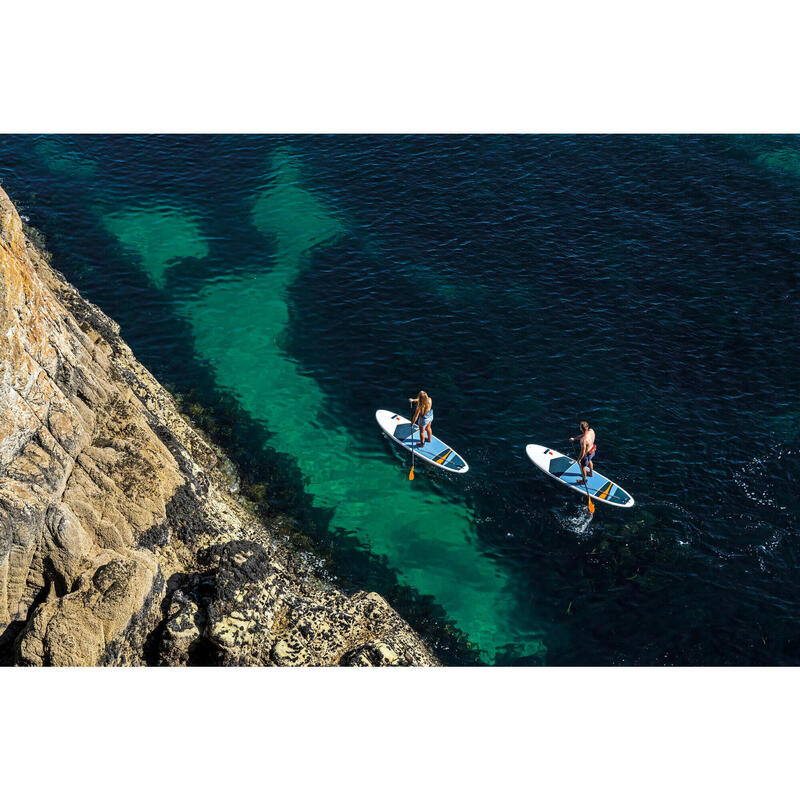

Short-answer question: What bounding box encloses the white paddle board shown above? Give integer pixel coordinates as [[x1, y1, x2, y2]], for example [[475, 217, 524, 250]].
[[526, 444, 634, 508], [376, 410, 469, 474]]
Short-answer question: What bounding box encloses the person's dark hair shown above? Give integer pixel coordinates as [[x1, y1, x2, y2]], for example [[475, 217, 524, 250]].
[[580, 420, 589, 431]]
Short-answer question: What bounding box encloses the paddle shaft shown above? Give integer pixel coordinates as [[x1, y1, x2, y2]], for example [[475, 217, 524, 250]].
[[409, 401, 416, 480], [572, 439, 595, 513]]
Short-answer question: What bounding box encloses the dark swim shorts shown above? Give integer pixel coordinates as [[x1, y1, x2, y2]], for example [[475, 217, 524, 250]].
[[580, 449, 595, 467]]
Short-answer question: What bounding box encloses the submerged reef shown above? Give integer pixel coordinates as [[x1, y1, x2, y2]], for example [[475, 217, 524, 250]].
[[0, 186, 436, 666]]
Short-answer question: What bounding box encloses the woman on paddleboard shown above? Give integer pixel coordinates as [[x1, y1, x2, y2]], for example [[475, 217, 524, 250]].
[[570, 420, 596, 479], [408, 391, 433, 447]]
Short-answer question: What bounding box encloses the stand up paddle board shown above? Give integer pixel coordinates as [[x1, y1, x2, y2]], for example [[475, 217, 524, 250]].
[[376, 410, 469, 474], [525, 444, 634, 508]]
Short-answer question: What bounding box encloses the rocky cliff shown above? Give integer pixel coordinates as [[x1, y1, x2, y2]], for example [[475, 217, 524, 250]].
[[0, 186, 436, 666]]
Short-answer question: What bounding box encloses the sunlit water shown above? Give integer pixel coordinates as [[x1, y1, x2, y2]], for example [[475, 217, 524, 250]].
[[1, 134, 798, 664]]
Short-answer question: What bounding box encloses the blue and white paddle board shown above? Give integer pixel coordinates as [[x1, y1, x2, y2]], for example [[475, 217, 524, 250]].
[[525, 444, 634, 508], [376, 410, 469, 474]]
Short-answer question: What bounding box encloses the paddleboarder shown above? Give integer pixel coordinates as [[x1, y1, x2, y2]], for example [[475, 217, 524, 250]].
[[570, 421, 596, 480], [408, 391, 433, 447]]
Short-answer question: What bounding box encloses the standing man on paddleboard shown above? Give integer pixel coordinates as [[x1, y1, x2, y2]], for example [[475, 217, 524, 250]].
[[408, 391, 433, 447], [570, 421, 596, 481]]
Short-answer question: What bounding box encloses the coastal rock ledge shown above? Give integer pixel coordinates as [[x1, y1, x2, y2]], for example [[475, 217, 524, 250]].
[[0, 186, 436, 666]]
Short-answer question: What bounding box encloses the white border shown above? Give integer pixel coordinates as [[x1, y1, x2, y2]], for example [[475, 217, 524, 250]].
[[3, 1, 800, 132], [3, 667, 798, 797]]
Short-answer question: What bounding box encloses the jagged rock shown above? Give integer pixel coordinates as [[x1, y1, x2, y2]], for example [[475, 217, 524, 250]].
[[341, 640, 402, 666], [0, 185, 436, 666], [159, 586, 206, 666], [154, 542, 436, 666]]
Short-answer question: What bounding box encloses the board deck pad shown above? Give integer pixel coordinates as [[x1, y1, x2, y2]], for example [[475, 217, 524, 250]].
[[376, 410, 469, 473], [525, 444, 634, 507]]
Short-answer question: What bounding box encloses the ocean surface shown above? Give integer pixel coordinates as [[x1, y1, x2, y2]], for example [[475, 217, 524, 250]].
[[1, 134, 798, 665]]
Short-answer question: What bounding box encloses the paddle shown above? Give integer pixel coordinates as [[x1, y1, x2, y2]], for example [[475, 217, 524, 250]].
[[572, 439, 595, 514], [409, 400, 416, 481]]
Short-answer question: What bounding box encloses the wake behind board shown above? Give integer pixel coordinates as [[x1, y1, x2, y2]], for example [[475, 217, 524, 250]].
[[525, 444, 634, 508], [376, 410, 469, 474]]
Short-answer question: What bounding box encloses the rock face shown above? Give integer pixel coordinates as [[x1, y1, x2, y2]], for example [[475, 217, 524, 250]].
[[0, 186, 436, 666]]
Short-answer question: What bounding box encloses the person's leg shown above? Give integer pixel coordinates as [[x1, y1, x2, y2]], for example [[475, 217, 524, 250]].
[[424, 422, 431, 443], [587, 452, 594, 478]]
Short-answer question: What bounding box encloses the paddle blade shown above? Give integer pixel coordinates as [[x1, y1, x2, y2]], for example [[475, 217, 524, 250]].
[[588, 497, 595, 514], [409, 466, 415, 481]]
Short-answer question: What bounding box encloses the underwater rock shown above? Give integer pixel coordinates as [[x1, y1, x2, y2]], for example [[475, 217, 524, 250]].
[[0, 186, 436, 666]]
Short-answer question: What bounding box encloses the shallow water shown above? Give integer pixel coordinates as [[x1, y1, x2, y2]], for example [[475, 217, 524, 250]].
[[1, 134, 798, 664]]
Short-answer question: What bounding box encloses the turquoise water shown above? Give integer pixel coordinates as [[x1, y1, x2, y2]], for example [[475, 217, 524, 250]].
[[1, 134, 798, 665], [174, 151, 539, 659]]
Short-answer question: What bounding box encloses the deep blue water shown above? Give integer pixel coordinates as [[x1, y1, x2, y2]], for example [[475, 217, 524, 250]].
[[1, 134, 798, 665]]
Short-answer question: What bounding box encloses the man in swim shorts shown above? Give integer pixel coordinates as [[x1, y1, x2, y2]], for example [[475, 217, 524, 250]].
[[570, 420, 596, 480]]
